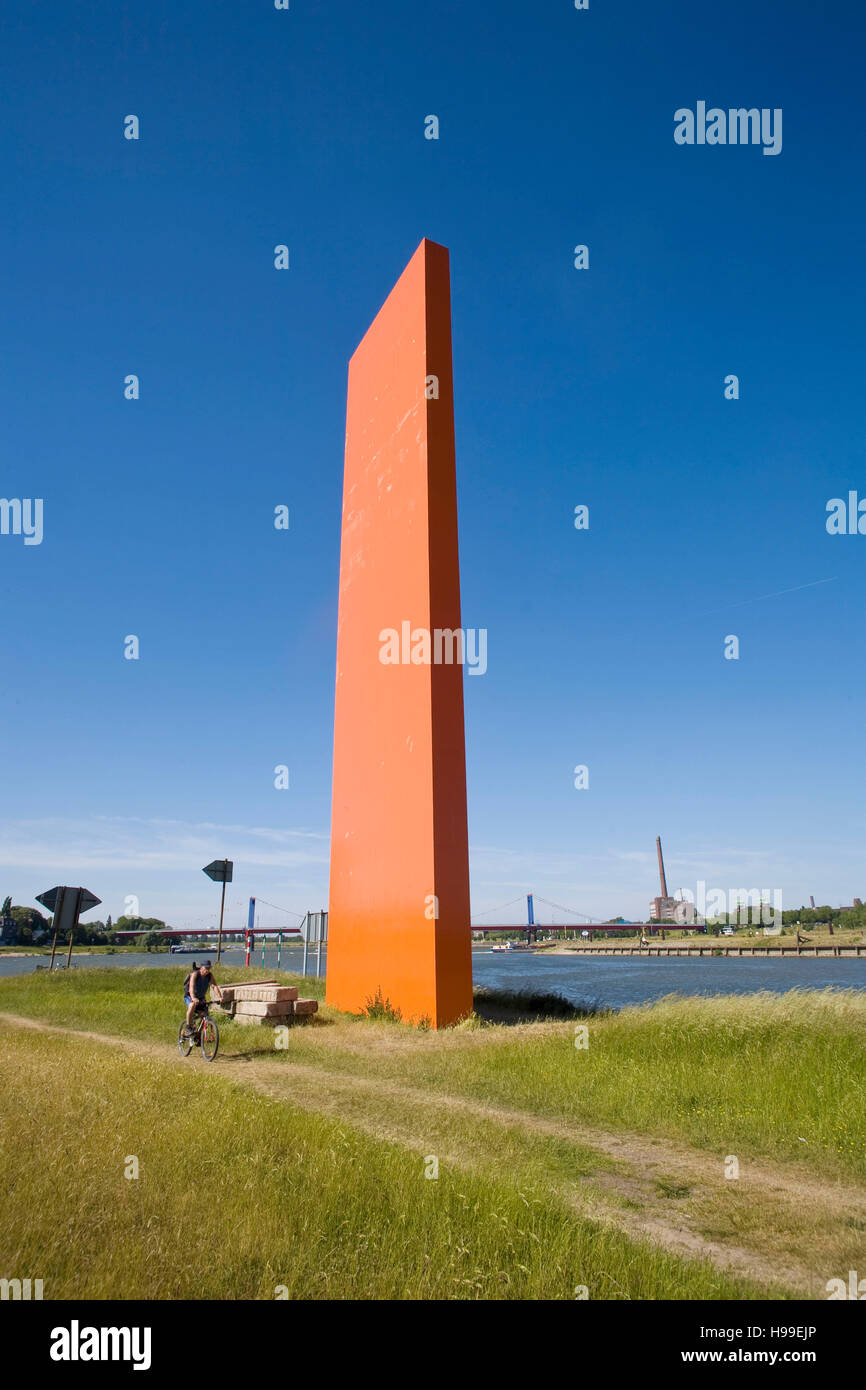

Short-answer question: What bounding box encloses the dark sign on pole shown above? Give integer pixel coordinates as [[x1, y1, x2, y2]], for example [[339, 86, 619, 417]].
[[36, 885, 101, 920], [202, 860, 233, 883], [202, 861, 233, 961], [35, 886, 102, 972]]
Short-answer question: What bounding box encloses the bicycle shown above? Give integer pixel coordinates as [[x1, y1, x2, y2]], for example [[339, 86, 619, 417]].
[[178, 1001, 219, 1062]]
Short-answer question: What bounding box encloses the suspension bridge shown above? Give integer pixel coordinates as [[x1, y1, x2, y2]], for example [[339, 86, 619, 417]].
[[115, 890, 671, 944], [469, 894, 676, 936]]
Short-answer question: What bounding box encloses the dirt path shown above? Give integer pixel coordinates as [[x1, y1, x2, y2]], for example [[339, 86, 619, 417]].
[[1, 1009, 861, 1296]]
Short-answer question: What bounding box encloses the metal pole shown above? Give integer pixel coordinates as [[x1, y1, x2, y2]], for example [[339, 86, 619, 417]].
[[49, 925, 58, 972], [316, 912, 322, 978], [247, 898, 255, 967], [216, 870, 227, 964], [65, 888, 82, 970], [277, 929, 282, 971], [302, 914, 309, 978], [261, 930, 266, 967]]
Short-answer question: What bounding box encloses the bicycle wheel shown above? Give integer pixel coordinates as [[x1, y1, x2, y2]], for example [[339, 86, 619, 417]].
[[177, 1022, 193, 1058], [200, 1016, 219, 1062]]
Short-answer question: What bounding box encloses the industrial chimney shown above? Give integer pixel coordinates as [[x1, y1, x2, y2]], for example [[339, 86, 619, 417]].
[[656, 836, 669, 899]]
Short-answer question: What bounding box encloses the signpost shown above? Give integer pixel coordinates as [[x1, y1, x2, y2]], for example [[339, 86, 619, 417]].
[[35, 886, 102, 972], [202, 860, 233, 963], [301, 910, 328, 979], [246, 897, 255, 966]]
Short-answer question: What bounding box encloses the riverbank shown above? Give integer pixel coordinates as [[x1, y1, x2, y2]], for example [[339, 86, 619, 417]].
[[0, 944, 169, 957], [483, 928, 866, 954], [0, 966, 863, 1300], [547, 941, 866, 957]]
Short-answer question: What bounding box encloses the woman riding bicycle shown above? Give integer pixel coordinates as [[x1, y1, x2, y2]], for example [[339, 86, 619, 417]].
[[183, 960, 222, 1035]]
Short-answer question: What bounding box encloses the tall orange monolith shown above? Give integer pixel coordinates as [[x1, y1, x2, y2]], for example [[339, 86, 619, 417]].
[[326, 239, 473, 1028]]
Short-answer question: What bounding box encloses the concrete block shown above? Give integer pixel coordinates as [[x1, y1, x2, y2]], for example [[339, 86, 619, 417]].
[[228, 985, 298, 1004], [233, 1000, 295, 1018]]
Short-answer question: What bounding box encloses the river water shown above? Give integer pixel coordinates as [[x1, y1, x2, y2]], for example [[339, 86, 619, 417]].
[[1, 945, 864, 1010], [471, 950, 866, 1009]]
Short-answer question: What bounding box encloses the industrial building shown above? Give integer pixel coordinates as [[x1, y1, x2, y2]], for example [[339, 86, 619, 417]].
[[649, 836, 678, 923]]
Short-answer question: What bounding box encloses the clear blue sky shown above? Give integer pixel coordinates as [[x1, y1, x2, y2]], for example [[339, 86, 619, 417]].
[[1, 1, 864, 931]]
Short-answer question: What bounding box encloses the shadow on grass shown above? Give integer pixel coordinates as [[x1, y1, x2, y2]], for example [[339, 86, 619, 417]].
[[471, 987, 614, 1025], [210, 1004, 333, 1061]]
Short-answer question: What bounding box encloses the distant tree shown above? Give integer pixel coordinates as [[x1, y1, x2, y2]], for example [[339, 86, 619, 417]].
[[1, 896, 11, 917], [76, 921, 111, 945], [116, 915, 166, 934], [115, 915, 167, 950], [841, 902, 866, 931], [7, 906, 51, 944]]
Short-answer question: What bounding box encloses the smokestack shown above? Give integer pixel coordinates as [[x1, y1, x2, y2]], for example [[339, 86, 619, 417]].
[[656, 836, 668, 899], [809, 896, 816, 909]]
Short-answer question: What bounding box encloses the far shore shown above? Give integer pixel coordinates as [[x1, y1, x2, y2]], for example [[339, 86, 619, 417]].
[[0, 945, 169, 958]]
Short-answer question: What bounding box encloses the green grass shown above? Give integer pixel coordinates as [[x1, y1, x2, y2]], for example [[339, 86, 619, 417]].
[[0, 1023, 766, 1301], [325, 988, 866, 1181], [2, 968, 864, 1298], [0, 963, 320, 1039], [1, 969, 864, 1180]]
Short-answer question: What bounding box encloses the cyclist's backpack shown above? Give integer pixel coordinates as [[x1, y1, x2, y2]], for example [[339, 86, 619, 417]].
[[183, 972, 192, 996]]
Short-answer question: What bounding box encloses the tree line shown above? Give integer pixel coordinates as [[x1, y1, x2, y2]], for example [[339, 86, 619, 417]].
[[0, 897, 171, 948]]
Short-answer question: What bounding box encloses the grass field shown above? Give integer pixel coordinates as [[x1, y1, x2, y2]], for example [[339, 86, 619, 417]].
[[0, 1025, 756, 1301], [1, 966, 864, 1300]]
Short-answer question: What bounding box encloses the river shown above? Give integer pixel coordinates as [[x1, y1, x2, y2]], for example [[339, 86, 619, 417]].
[[472, 949, 866, 1009], [1, 945, 864, 1010]]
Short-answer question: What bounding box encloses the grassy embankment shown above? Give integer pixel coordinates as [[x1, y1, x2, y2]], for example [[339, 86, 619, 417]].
[[1, 966, 864, 1299]]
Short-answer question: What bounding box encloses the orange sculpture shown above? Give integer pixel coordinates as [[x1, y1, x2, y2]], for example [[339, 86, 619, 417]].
[[326, 239, 473, 1028]]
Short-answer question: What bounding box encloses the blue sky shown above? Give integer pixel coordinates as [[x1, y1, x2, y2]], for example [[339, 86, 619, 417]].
[[1, 1, 864, 931]]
